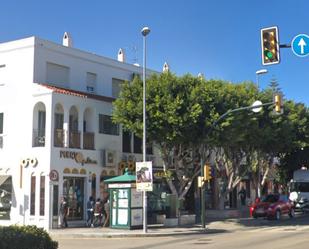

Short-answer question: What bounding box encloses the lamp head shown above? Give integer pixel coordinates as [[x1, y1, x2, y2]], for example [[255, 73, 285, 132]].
[[256, 69, 268, 75], [141, 27, 151, 37]]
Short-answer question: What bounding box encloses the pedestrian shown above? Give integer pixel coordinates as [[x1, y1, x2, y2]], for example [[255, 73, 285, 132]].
[[86, 196, 94, 227], [238, 187, 247, 206], [103, 199, 110, 227], [93, 198, 103, 227], [59, 196, 69, 228]]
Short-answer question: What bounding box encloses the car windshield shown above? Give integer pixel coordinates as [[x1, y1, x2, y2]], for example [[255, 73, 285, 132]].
[[290, 182, 309, 192], [261, 194, 279, 203]]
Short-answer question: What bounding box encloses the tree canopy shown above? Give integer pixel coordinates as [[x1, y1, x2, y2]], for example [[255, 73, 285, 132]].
[[112, 72, 309, 208]]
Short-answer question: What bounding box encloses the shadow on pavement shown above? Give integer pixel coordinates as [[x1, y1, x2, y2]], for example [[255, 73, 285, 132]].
[[206, 212, 309, 229]]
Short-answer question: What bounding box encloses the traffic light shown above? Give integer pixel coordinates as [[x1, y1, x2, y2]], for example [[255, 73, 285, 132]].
[[261, 26, 280, 65], [273, 93, 283, 114], [204, 164, 212, 181]]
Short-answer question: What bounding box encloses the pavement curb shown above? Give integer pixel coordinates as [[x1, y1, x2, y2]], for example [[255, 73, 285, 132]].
[[48, 225, 216, 239]]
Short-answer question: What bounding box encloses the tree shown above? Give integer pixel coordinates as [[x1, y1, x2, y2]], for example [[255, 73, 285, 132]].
[[113, 73, 207, 214]]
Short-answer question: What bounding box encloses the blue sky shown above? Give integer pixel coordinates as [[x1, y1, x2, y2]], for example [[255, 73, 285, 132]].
[[1, 0, 309, 105]]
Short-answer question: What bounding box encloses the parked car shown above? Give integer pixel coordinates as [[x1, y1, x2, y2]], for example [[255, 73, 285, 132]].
[[249, 194, 295, 220]]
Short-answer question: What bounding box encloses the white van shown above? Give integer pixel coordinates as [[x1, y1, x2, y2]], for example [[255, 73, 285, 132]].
[[289, 169, 309, 211]]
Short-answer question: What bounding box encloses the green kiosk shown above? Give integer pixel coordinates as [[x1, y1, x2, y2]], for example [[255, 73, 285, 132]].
[[105, 170, 143, 229]]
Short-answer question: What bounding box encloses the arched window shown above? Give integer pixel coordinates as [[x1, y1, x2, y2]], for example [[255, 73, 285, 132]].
[[69, 106, 80, 148], [83, 107, 95, 150], [54, 103, 64, 147], [32, 102, 46, 147]]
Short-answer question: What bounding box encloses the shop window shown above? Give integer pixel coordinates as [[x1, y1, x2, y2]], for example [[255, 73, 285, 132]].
[[99, 114, 119, 135], [30, 175, 36, 215], [40, 175, 45, 216], [63, 177, 84, 220], [0, 175, 12, 220]]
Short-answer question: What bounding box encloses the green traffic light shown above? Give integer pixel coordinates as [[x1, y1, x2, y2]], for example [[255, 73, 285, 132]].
[[264, 50, 274, 59]]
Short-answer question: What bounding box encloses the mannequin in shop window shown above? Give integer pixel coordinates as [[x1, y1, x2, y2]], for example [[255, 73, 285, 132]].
[[59, 197, 69, 228]]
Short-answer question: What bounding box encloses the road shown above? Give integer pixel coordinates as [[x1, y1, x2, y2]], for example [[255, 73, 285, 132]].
[[56, 214, 309, 249]]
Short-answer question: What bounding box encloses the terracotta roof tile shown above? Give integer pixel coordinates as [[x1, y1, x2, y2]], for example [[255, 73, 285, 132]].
[[38, 83, 115, 102]]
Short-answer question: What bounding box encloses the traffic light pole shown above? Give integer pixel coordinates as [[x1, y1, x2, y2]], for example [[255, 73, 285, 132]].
[[201, 155, 206, 229], [200, 100, 276, 229]]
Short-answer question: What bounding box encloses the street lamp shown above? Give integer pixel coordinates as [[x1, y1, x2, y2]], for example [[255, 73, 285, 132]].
[[255, 69, 268, 88], [255, 69, 267, 198], [141, 26, 150, 234]]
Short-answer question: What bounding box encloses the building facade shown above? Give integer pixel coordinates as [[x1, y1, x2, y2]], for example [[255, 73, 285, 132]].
[[0, 34, 162, 229]]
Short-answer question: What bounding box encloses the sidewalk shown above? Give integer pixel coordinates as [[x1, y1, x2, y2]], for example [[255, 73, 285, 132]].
[[49, 218, 248, 239]]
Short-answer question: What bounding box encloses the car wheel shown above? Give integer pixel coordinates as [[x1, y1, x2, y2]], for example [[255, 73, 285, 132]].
[[275, 210, 281, 220], [289, 208, 295, 218]]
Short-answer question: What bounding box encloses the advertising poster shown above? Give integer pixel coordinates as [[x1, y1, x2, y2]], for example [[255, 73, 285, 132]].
[[136, 161, 153, 191]]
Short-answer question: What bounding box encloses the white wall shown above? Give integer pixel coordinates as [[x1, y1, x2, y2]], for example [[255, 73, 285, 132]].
[[0, 36, 162, 229]]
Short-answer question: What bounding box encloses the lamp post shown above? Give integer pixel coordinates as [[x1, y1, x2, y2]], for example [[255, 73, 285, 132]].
[[255, 69, 268, 89], [255, 69, 267, 198], [141, 26, 150, 234]]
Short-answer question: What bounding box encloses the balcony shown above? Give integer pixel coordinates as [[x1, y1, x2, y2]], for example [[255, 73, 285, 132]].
[[69, 131, 80, 149], [83, 132, 95, 150], [33, 129, 45, 147], [54, 129, 64, 147]]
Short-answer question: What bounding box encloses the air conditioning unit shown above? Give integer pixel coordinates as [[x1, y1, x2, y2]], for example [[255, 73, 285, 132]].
[[101, 149, 116, 167]]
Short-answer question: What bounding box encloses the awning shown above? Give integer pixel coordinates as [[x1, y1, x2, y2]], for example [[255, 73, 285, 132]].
[[0, 175, 11, 186]]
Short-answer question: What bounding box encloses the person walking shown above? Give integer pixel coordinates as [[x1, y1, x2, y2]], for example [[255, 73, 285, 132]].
[[86, 196, 94, 227], [93, 198, 103, 227], [238, 187, 247, 206], [103, 199, 110, 227], [59, 196, 69, 228]]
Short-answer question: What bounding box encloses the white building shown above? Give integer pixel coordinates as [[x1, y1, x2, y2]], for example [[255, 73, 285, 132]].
[[0, 34, 161, 229]]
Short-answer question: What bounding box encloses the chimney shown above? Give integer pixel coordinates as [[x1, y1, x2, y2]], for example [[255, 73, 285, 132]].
[[118, 48, 125, 62], [163, 62, 170, 73], [63, 32, 73, 47]]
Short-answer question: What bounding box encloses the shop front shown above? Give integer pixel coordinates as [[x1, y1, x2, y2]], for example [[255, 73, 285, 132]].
[[62, 176, 85, 221], [0, 175, 12, 220]]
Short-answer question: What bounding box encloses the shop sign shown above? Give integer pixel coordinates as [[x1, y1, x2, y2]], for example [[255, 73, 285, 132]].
[[153, 170, 172, 179], [59, 150, 97, 166], [49, 170, 59, 181], [108, 183, 132, 188]]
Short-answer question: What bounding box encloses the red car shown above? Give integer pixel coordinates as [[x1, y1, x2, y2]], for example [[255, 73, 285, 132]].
[[250, 194, 295, 220]]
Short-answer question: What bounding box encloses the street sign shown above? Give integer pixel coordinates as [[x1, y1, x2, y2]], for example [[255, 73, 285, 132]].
[[49, 170, 59, 181], [291, 34, 309, 57], [252, 100, 263, 113]]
